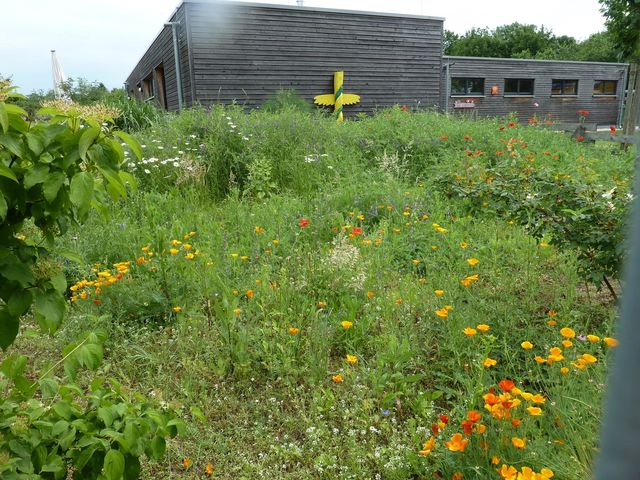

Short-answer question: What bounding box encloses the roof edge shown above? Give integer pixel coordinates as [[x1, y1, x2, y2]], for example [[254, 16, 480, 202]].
[[443, 55, 629, 67], [183, 0, 445, 22]]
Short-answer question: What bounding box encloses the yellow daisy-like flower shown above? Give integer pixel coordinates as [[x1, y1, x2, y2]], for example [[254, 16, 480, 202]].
[[511, 437, 526, 449], [463, 327, 477, 337], [467, 258, 479, 266], [346, 354, 358, 365], [521, 341, 534, 350], [587, 334, 600, 343], [332, 374, 344, 383], [172, 306, 182, 313], [169, 248, 179, 255], [341, 320, 353, 330], [603, 337, 619, 347], [560, 367, 569, 374], [434, 290, 445, 296], [483, 357, 497, 368], [560, 327, 575, 339], [526, 406, 542, 416], [288, 327, 300, 335], [460, 242, 469, 249], [233, 308, 241, 316], [435, 308, 449, 319]]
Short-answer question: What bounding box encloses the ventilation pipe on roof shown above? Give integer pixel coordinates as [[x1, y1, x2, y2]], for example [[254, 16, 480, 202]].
[[165, 21, 184, 112]]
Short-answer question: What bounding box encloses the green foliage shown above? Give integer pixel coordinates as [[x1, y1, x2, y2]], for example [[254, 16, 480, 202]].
[[0, 81, 139, 349], [0, 326, 182, 479], [599, 0, 640, 61], [103, 89, 165, 133], [444, 24, 618, 62], [260, 89, 313, 114]]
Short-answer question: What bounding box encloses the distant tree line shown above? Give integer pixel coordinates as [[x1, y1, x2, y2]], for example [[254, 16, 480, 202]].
[[444, 23, 620, 63]]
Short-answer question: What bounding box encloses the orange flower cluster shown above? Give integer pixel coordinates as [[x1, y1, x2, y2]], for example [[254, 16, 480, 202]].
[[498, 464, 554, 480], [69, 261, 131, 303]]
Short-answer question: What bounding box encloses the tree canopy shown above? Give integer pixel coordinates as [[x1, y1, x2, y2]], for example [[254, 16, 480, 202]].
[[444, 23, 619, 63], [599, 0, 640, 62]]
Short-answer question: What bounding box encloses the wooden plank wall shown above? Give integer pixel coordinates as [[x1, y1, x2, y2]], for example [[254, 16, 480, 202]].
[[442, 56, 628, 125], [185, 2, 443, 115], [125, 4, 193, 110]]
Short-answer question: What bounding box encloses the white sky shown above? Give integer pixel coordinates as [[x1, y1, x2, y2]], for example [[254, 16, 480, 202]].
[[1, 0, 607, 94]]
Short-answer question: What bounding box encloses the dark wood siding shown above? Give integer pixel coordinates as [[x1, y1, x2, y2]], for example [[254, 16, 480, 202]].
[[442, 56, 628, 125], [185, 2, 443, 115], [125, 3, 193, 110]]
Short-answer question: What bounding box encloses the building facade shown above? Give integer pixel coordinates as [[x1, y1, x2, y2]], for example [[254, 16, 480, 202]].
[[442, 56, 627, 125], [125, 1, 444, 114], [126, 1, 629, 125]]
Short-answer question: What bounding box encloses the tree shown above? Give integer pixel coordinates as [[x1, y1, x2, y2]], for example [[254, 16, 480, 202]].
[[600, 0, 640, 133]]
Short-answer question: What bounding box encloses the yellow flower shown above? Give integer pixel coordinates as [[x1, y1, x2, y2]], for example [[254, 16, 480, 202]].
[[357, 214, 365, 221], [511, 437, 526, 449], [172, 306, 182, 313], [332, 374, 344, 383], [603, 337, 619, 347], [460, 242, 469, 249], [205, 463, 214, 477], [477, 324, 490, 332], [463, 327, 477, 337], [483, 357, 497, 368], [272, 239, 279, 245], [288, 327, 300, 335], [141, 246, 151, 253], [182, 457, 192, 469], [230, 253, 239, 258], [246, 290, 254, 299], [367, 291, 375, 298], [526, 406, 542, 416], [435, 307, 449, 319], [581, 353, 597, 364], [444, 433, 468, 452], [412, 259, 421, 265], [531, 394, 546, 404], [346, 354, 358, 365], [547, 319, 558, 326], [587, 334, 600, 343], [467, 258, 479, 266], [418, 436, 436, 456], [170, 239, 182, 246], [521, 341, 534, 350], [183, 243, 192, 251], [435, 290, 445, 296], [534, 356, 545, 364], [498, 464, 517, 480], [233, 308, 241, 316], [491, 455, 500, 465], [254, 226, 264, 234], [560, 327, 575, 339], [341, 320, 353, 330], [240, 255, 249, 261], [540, 468, 554, 479], [184, 253, 195, 260], [560, 367, 569, 374], [431, 245, 438, 250], [561, 340, 573, 348], [317, 301, 326, 309]]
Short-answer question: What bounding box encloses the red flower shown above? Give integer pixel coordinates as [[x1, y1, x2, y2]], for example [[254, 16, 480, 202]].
[[93, 299, 102, 305], [508, 122, 516, 127], [400, 105, 409, 111], [610, 125, 617, 133], [439, 414, 449, 425], [116, 273, 123, 280], [350, 227, 362, 236], [441, 135, 448, 140], [576, 135, 584, 142], [461, 420, 473, 435], [577, 109, 590, 117], [463, 135, 471, 140], [431, 422, 439, 436], [467, 410, 482, 423], [499, 379, 515, 392], [498, 126, 505, 131], [299, 218, 310, 228]]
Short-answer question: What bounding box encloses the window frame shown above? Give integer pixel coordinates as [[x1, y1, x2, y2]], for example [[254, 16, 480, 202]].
[[593, 80, 618, 96], [504, 78, 535, 96], [551, 79, 579, 96], [450, 77, 485, 96]]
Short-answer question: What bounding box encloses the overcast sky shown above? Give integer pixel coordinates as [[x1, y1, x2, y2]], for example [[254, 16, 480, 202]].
[[1, 0, 607, 94]]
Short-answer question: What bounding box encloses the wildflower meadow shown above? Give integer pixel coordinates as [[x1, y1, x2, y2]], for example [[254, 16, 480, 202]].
[[0, 84, 635, 479]]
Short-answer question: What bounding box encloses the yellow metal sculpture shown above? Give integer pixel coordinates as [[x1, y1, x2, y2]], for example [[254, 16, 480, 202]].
[[314, 71, 360, 123]]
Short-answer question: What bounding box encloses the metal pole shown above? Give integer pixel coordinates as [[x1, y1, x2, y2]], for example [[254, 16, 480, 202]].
[[595, 126, 640, 478], [166, 22, 183, 112], [618, 65, 629, 128]]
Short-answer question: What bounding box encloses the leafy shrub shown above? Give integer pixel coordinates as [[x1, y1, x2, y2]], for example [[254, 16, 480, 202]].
[[103, 89, 165, 133], [260, 88, 313, 113]]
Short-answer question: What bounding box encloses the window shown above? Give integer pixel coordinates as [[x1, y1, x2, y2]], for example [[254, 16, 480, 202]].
[[142, 74, 154, 100], [552, 79, 578, 95], [451, 77, 484, 95], [593, 80, 617, 95], [154, 64, 168, 109], [504, 78, 534, 95]]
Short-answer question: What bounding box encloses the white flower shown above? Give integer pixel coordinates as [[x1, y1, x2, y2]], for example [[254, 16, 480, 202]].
[[157, 146, 164, 150], [173, 162, 180, 167], [602, 187, 615, 199], [144, 169, 151, 174]]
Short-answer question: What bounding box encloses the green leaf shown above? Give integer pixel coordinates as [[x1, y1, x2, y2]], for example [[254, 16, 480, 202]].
[[41, 454, 65, 473], [34, 289, 66, 334], [113, 130, 142, 161], [70, 171, 94, 220], [43, 171, 66, 203], [24, 163, 50, 189], [118, 171, 138, 192], [98, 407, 115, 427], [0, 189, 7, 221], [39, 378, 59, 398], [4, 103, 28, 117], [1, 353, 27, 379], [25, 132, 44, 157], [0, 163, 17, 182], [123, 455, 141, 480], [79, 126, 100, 161], [8, 288, 33, 316], [1, 262, 35, 286], [148, 436, 166, 460], [74, 444, 98, 470], [0, 103, 8, 133], [0, 132, 24, 157], [49, 272, 67, 293], [103, 449, 125, 480], [56, 248, 84, 264], [53, 400, 72, 420]]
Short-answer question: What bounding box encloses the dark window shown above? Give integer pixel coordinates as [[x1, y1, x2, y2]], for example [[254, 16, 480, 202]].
[[451, 77, 484, 95], [504, 78, 534, 95], [154, 64, 168, 110], [142, 74, 154, 100], [552, 79, 578, 95], [593, 80, 617, 95]]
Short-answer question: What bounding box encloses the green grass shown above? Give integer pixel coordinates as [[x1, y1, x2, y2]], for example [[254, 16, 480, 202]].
[[11, 107, 632, 479]]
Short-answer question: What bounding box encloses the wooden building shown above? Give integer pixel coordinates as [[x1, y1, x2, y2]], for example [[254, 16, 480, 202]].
[[125, 1, 445, 114], [442, 56, 628, 125]]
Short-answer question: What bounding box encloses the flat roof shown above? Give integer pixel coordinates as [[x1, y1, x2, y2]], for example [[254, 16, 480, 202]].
[[443, 55, 628, 67], [183, 0, 445, 22]]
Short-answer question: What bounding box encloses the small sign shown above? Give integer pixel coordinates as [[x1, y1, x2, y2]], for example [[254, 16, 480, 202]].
[[454, 100, 475, 109]]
